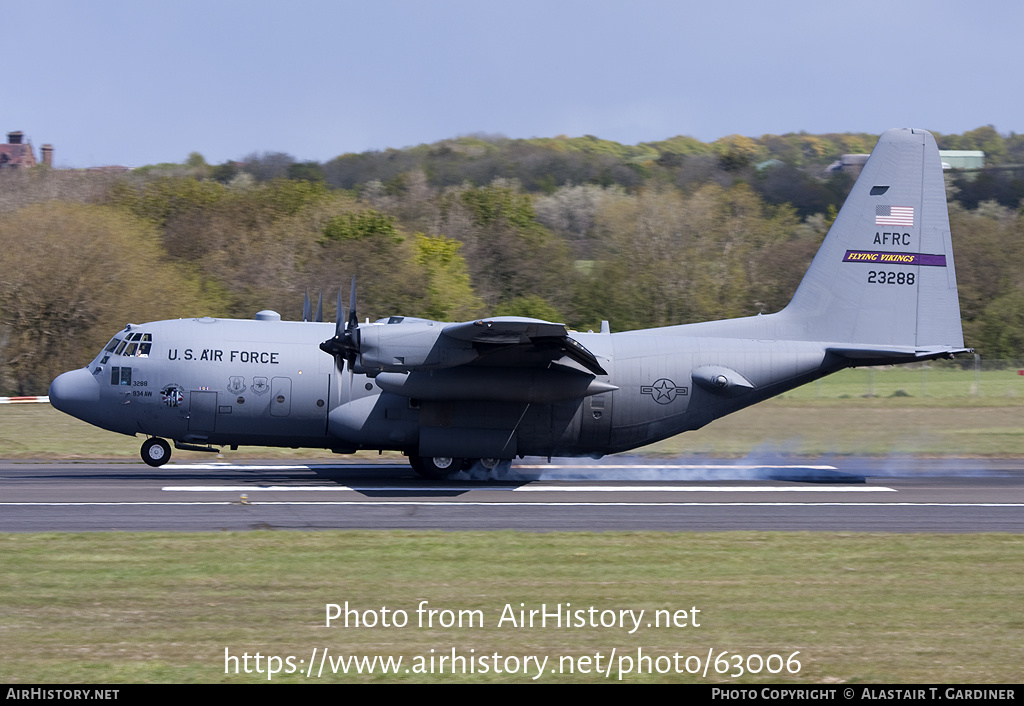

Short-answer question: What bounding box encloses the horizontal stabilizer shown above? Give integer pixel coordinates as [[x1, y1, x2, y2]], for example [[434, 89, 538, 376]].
[[827, 345, 973, 365]]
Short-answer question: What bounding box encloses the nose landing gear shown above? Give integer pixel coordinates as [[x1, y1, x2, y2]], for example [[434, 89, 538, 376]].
[[141, 437, 171, 467]]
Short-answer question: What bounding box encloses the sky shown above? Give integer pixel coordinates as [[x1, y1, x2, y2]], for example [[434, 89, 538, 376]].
[[4, 0, 1022, 168]]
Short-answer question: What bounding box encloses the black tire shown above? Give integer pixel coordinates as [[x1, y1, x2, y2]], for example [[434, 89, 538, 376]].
[[410, 455, 463, 480], [479, 458, 500, 470], [141, 438, 171, 467]]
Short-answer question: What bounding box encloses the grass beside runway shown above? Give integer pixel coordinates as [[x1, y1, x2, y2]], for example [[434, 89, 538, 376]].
[[1, 531, 1021, 683]]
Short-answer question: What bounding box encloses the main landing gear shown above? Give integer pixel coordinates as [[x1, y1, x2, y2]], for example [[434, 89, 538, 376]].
[[409, 455, 502, 479], [141, 437, 171, 467]]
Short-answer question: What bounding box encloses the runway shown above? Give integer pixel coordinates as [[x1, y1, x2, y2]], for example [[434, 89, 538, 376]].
[[2, 457, 1022, 532]]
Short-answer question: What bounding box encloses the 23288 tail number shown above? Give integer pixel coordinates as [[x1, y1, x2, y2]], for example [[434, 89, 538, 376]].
[[868, 271, 915, 285]]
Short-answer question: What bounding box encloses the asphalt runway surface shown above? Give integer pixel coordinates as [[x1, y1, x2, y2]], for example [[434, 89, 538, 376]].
[[2, 457, 1022, 532]]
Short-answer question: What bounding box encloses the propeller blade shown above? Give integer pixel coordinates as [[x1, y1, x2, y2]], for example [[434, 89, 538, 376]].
[[302, 289, 312, 322], [335, 289, 344, 338], [318, 289, 345, 358], [348, 277, 358, 330], [314, 292, 323, 323], [346, 277, 360, 355], [319, 281, 361, 365]]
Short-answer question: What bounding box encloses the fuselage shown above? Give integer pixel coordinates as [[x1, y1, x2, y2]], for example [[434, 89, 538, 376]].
[[49, 314, 839, 459]]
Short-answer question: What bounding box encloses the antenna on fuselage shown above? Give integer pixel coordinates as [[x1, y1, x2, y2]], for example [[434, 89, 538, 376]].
[[302, 289, 325, 322]]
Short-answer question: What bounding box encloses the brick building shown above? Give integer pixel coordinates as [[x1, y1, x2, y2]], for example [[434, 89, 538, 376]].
[[0, 130, 53, 169]]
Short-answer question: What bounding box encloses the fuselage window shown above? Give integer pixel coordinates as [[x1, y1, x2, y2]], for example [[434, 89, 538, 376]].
[[125, 342, 138, 357], [110, 367, 132, 385], [105, 338, 122, 353], [114, 340, 128, 356]]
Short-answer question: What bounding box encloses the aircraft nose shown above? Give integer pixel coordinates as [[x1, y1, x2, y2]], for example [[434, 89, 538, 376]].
[[49, 368, 101, 418]]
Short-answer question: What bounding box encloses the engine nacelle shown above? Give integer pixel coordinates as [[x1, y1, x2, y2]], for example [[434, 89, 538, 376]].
[[355, 322, 477, 374]]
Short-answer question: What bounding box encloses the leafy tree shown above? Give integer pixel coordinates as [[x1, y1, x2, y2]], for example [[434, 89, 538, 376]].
[[109, 175, 228, 227], [413, 233, 484, 321], [320, 210, 399, 243], [714, 134, 765, 172], [0, 203, 219, 394], [974, 290, 1024, 363], [534, 184, 626, 258], [287, 161, 326, 183], [493, 294, 562, 321], [435, 180, 573, 311], [240, 151, 296, 182], [210, 161, 241, 183], [185, 152, 209, 177], [0, 168, 121, 213]]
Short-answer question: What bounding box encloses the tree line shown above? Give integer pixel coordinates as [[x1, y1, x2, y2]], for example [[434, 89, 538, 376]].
[[1, 127, 1022, 394]]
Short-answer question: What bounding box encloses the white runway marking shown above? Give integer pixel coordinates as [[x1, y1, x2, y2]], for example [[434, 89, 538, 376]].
[[3, 501, 1021, 508], [167, 464, 330, 470], [165, 462, 842, 471], [160, 485, 897, 493], [515, 464, 841, 471]]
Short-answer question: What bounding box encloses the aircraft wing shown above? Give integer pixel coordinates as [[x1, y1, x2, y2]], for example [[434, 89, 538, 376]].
[[442, 317, 608, 375]]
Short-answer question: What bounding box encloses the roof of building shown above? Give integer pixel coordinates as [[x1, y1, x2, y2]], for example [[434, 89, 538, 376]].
[[1, 131, 38, 168]]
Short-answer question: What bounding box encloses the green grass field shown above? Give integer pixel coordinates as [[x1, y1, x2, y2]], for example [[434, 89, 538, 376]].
[[2, 531, 1022, 683], [2, 366, 1021, 684]]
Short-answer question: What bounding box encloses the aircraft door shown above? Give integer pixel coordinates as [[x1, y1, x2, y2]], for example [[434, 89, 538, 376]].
[[188, 391, 218, 433], [271, 377, 291, 417]]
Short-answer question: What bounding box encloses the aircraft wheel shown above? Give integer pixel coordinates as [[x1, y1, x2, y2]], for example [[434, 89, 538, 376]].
[[480, 458, 500, 470], [141, 438, 171, 467], [410, 455, 462, 480]]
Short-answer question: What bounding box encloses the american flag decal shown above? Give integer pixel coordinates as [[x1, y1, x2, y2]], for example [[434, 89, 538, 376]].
[[876, 205, 914, 227]]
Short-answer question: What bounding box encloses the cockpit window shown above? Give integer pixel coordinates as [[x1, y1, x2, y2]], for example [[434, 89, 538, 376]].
[[108, 333, 152, 357]]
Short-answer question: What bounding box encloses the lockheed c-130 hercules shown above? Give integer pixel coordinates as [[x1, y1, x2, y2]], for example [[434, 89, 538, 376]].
[[50, 128, 969, 478]]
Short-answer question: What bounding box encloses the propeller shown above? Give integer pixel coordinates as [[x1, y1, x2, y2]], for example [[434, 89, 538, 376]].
[[319, 278, 360, 367]]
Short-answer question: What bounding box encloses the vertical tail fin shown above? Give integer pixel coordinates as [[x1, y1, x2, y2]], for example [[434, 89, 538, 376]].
[[782, 128, 965, 353]]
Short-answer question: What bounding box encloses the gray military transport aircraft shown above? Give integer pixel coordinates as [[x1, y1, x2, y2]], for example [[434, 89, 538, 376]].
[[50, 128, 969, 478]]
